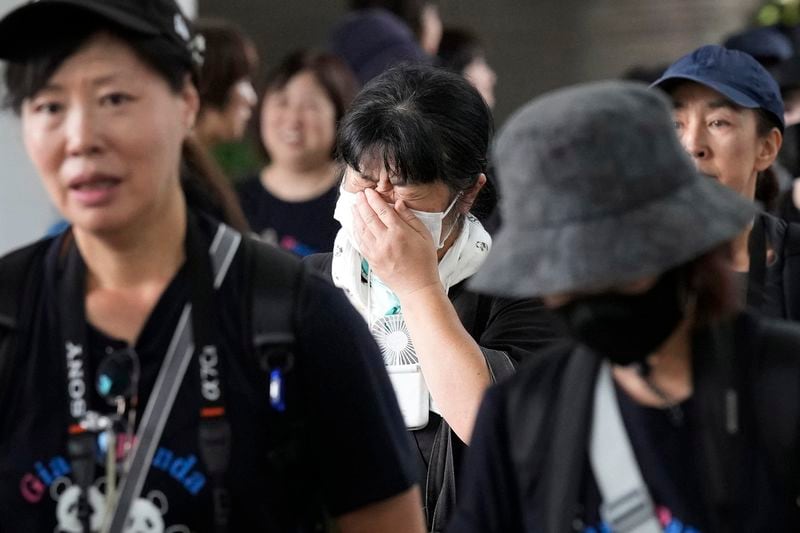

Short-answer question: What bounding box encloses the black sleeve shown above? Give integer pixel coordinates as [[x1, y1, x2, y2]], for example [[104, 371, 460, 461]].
[[479, 296, 562, 382], [294, 272, 418, 516], [446, 384, 523, 533], [302, 253, 333, 281]]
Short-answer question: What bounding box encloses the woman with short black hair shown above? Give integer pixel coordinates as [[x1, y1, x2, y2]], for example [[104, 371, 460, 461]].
[[238, 49, 358, 256], [307, 63, 558, 532]]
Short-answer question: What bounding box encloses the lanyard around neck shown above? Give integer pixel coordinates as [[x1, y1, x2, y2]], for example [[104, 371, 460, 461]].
[[54, 215, 241, 533]]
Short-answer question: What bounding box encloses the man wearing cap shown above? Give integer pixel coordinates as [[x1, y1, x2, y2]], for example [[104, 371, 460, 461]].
[[651, 45, 800, 321], [446, 81, 800, 533]]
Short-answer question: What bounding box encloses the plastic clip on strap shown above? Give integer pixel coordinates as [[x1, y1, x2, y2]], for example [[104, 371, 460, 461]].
[[67, 430, 97, 533], [589, 363, 662, 533]]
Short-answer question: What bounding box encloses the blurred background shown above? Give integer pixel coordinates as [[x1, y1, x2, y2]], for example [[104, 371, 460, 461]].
[[0, 0, 790, 252]]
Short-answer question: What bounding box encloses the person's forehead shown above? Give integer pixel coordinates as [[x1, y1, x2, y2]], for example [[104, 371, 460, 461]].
[[669, 81, 744, 112]]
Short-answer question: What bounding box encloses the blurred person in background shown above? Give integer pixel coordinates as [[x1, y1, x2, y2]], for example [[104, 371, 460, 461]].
[[329, 4, 429, 86], [194, 18, 258, 153], [350, 0, 442, 55], [306, 63, 559, 532], [449, 80, 800, 533], [651, 46, 800, 322], [237, 50, 358, 256], [437, 27, 497, 110]]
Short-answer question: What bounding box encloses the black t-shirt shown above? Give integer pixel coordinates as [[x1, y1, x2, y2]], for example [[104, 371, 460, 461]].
[[0, 220, 416, 532], [578, 387, 706, 532], [237, 175, 340, 256], [448, 315, 797, 533]]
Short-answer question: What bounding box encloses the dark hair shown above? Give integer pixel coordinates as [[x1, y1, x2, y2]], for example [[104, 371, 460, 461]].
[[437, 27, 485, 74], [3, 16, 249, 233], [257, 49, 359, 160], [755, 107, 784, 211], [195, 18, 257, 113], [4, 15, 189, 112], [685, 243, 740, 325], [262, 49, 359, 124], [337, 63, 494, 217]]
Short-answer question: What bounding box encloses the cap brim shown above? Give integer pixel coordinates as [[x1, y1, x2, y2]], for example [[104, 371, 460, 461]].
[[651, 73, 762, 110], [0, 1, 160, 62], [469, 176, 756, 298]]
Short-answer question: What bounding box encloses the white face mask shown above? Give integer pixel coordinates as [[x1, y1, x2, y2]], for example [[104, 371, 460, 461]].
[[333, 185, 461, 250], [408, 194, 461, 249]]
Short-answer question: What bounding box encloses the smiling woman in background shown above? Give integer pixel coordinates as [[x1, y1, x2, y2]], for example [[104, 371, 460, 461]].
[[237, 49, 358, 256]]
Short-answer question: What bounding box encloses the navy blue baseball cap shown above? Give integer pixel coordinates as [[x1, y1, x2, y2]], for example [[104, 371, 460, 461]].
[[651, 44, 785, 131]]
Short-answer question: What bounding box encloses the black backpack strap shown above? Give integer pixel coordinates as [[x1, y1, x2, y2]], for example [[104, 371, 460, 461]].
[[244, 238, 331, 531], [752, 316, 800, 518], [505, 343, 597, 531], [781, 220, 800, 320], [0, 240, 51, 406]]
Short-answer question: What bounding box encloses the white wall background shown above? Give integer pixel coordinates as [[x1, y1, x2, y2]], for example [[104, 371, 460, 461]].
[[0, 0, 54, 254], [0, 0, 198, 255]]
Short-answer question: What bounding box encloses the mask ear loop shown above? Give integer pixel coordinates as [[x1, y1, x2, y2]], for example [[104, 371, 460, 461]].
[[437, 192, 464, 248]]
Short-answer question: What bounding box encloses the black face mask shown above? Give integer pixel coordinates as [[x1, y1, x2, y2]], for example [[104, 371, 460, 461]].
[[552, 269, 686, 366]]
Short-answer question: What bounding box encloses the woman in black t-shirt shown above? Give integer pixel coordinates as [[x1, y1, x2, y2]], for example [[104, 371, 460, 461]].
[[450, 82, 800, 532], [237, 50, 359, 256], [306, 64, 559, 532], [0, 1, 424, 532]]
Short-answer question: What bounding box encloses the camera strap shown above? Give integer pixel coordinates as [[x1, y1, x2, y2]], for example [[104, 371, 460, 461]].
[[589, 362, 662, 533], [55, 216, 241, 533]]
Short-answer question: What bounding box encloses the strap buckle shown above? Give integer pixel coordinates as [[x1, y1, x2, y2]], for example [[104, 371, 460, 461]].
[[599, 487, 659, 533]]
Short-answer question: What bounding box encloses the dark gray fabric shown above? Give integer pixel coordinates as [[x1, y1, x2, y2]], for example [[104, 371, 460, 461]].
[[470, 81, 756, 298]]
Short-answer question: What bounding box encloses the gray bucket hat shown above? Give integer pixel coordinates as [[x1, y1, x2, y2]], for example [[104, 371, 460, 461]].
[[469, 80, 756, 298]]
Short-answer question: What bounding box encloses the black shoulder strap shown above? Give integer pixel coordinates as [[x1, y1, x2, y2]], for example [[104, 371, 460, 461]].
[[752, 316, 800, 517], [0, 240, 50, 403], [244, 238, 332, 531], [247, 238, 300, 352], [781, 220, 800, 320], [506, 343, 598, 531]]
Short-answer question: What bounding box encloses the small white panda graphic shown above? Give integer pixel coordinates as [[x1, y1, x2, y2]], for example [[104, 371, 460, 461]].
[[54, 480, 189, 533], [53, 479, 106, 533], [124, 491, 167, 533]]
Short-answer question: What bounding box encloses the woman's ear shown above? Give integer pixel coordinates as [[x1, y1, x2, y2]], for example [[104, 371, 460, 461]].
[[461, 173, 487, 213], [755, 127, 782, 172], [180, 74, 200, 132]]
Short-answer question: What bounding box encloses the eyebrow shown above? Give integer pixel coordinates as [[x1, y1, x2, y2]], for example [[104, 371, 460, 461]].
[[36, 73, 130, 94]]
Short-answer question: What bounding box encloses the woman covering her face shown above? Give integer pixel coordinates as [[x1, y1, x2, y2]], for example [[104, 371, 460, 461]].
[[237, 50, 358, 256], [305, 63, 559, 532], [0, 1, 425, 532]]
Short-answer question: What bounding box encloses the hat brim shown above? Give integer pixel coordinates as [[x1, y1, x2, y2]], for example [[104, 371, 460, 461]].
[[469, 176, 756, 298], [651, 73, 763, 110], [0, 1, 160, 62]]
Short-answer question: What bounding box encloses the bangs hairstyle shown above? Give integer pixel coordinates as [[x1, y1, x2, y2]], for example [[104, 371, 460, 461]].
[[195, 18, 257, 111], [262, 49, 359, 124], [2, 13, 250, 233], [337, 63, 492, 198], [3, 13, 193, 114]]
